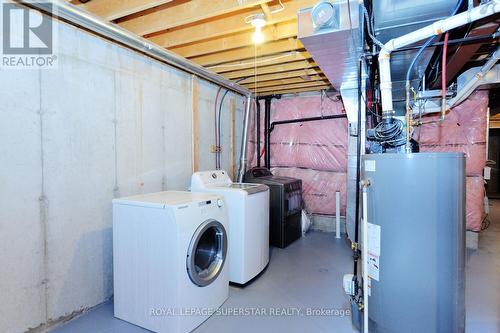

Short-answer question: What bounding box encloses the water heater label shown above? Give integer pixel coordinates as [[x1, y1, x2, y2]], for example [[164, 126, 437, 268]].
[[368, 223, 381, 281], [367, 223, 381, 256], [365, 160, 376, 172], [368, 253, 380, 281]]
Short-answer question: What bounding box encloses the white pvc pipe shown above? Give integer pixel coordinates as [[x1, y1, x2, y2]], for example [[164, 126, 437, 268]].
[[362, 186, 369, 333], [336, 191, 341, 239], [379, 0, 500, 117]]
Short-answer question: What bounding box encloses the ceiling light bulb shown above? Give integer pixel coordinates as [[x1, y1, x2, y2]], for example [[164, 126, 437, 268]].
[[252, 28, 265, 44], [250, 14, 266, 29]]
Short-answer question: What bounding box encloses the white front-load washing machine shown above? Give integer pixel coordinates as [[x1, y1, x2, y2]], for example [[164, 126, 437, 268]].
[[113, 191, 229, 333], [191, 170, 269, 285]]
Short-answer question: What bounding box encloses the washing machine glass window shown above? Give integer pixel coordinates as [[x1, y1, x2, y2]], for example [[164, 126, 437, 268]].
[[187, 219, 228, 287]]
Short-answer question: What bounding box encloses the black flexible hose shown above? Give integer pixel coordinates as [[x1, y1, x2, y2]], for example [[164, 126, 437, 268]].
[[353, 57, 363, 277]]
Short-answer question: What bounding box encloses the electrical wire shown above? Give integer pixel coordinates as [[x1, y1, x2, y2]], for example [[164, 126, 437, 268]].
[[405, 0, 463, 85], [371, 119, 406, 147], [481, 214, 491, 230], [345, 0, 358, 59], [362, 4, 386, 52], [217, 77, 248, 169], [244, 0, 285, 23], [214, 86, 223, 168], [404, 0, 463, 144], [218, 90, 231, 169], [270, 0, 284, 14], [361, 92, 382, 119]]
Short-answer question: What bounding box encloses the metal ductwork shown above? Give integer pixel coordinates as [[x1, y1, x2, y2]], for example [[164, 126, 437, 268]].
[[374, 0, 459, 113], [298, 0, 366, 242], [298, 0, 459, 119], [298, 0, 364, 122]]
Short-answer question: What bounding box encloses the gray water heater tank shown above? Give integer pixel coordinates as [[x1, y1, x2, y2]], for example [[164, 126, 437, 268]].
[[362, 152, 465, 333]]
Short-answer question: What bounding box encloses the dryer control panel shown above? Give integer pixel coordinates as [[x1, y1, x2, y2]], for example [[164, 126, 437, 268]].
[[192, 170, 233, 187]]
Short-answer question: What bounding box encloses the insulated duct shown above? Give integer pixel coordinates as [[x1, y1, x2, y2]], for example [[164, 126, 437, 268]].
[[298, 0, 364, 122]]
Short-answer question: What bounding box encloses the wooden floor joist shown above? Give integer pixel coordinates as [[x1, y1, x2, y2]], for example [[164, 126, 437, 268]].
[[118, 0, 273, 36], [191, 38, 305, 67], [258, 84, 332, 96], [221, 60, 319, 80], [70, 0, 174, 21], [253, 81, 332, 94], [242, 75, 327, 89], [237, 68, 324, 84], [206, 51, 312, 73], [170, 20, 298, 58], [72, 0, 330, 97], [147, 0, 318, 48]]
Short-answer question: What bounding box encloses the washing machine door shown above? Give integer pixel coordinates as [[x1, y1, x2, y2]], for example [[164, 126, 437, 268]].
[[187, 219, 228, 287]]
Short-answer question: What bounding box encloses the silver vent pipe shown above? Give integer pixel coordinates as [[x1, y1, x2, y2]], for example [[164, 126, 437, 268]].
[[238, 96, 253, 182], [15, 0, 252, 97]]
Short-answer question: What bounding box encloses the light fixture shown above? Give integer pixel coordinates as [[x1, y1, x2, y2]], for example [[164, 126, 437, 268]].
[[250, 13, 266, 44]]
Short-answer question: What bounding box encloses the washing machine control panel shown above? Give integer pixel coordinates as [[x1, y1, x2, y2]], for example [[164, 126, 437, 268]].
[[196, 197, 225, 216]]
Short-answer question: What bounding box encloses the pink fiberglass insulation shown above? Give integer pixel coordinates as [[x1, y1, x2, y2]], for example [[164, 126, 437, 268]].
[[246, 91, 487, 227], [466, 176, 484, 232], [246, 94, 348, 216], [271, 167, 347, 216], [247, 94, 348, 171], [419, 91, 488, 231], [419, 90, 488, 176]]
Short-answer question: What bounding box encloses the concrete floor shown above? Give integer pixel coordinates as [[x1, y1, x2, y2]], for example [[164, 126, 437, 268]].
[[465, 199, 500, 332], [50, 202, 500, 333]]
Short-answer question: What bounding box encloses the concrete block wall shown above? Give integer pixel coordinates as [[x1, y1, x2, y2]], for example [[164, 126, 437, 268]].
[[0, 15, 245, 333]]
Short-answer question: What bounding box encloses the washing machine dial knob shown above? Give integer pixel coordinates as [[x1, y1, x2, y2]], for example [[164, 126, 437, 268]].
[[217, 199, 224, 207]]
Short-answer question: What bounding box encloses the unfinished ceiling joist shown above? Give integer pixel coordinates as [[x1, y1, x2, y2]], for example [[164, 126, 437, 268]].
[[147, 0, 318, 48], [71, 0, 174, 21], [253, 80, 331, 94], [66, 0, 330, 96], [259, 84, 332, 96], [191, 38, 304, 67], [208, 51, 312, 73], [118, 0, 273, 36], [222, 60, 319, 80], [25, 0, 251, 96], [242, 74, 327, 89], [238, 68, 323, 84], [171, 20, 298, 58]]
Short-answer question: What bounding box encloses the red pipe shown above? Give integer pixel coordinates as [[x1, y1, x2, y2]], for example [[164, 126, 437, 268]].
[[442, 32, 450, 101]]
